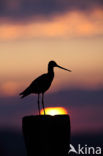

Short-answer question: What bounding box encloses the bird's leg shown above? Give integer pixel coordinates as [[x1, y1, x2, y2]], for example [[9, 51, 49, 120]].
[[38, 94, 40, 115], [42, 93, 45, 115]]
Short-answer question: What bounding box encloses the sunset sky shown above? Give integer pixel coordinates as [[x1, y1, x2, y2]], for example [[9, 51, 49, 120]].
[[0, 0, 103, 135]]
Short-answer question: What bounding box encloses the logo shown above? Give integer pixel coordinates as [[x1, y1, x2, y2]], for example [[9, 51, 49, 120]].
[[68, 144, 102, 155], [68, 144, 78, 154]]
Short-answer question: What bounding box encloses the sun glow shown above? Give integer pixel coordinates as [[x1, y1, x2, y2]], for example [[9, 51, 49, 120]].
[[40, 107, 68, 116]]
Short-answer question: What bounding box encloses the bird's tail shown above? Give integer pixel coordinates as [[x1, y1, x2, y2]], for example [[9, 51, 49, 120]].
[[19, 92, 27, 99], [19, 87, 31, 99]]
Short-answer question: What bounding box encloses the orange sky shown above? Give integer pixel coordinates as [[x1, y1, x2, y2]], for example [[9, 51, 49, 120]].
[[0, 9, 103, 96]]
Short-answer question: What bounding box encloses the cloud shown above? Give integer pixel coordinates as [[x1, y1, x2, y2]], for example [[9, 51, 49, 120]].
[[0, 81, 21, 96], [0, 89, 103, 133], [0, 9, 103, 40], [46, 89, 103, 107], [0, 0, 103, 22]]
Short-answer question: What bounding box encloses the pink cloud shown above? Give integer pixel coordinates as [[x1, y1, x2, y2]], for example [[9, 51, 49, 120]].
[[0, 9, 103, 40]]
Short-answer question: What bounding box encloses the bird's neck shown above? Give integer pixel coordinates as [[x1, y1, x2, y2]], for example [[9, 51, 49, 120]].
[[48, 66, 54, 76]]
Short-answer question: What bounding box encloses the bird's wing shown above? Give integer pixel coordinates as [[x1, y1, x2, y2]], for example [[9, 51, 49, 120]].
[[32, 73, 53, 93], [19, 73, 48, 98], [19, 76, 41, 98], [19, 73, 52, 98], [29, 73, 48, 92], [19, 85, 33, 98]]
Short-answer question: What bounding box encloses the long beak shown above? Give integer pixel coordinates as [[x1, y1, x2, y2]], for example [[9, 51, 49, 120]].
[[57, 65, 72, 72]]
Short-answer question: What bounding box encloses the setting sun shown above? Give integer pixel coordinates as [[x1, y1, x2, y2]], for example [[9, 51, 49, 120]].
[[40, 107, 68, 116]]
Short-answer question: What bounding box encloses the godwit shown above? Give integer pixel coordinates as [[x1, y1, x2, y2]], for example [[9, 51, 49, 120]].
[[19, 61, 71, 115]]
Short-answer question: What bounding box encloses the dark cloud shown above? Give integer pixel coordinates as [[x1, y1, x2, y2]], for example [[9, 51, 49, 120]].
[[45, 89, 103, 107], [0, 88, 103, 109], [0, 0, 103, 22], [0, 88, 103, 141], [0, 88, 103, 123]]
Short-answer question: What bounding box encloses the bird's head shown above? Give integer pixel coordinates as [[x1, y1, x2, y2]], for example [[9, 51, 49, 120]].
[[48, 61, 57, 67], [48, 60, 72, 72]]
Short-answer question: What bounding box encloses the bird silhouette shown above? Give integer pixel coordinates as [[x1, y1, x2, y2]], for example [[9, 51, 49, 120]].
[[19, 61, 71, 115]]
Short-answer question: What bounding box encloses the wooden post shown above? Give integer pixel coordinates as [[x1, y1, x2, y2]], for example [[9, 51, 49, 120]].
[[22, 115, 71, 156]]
